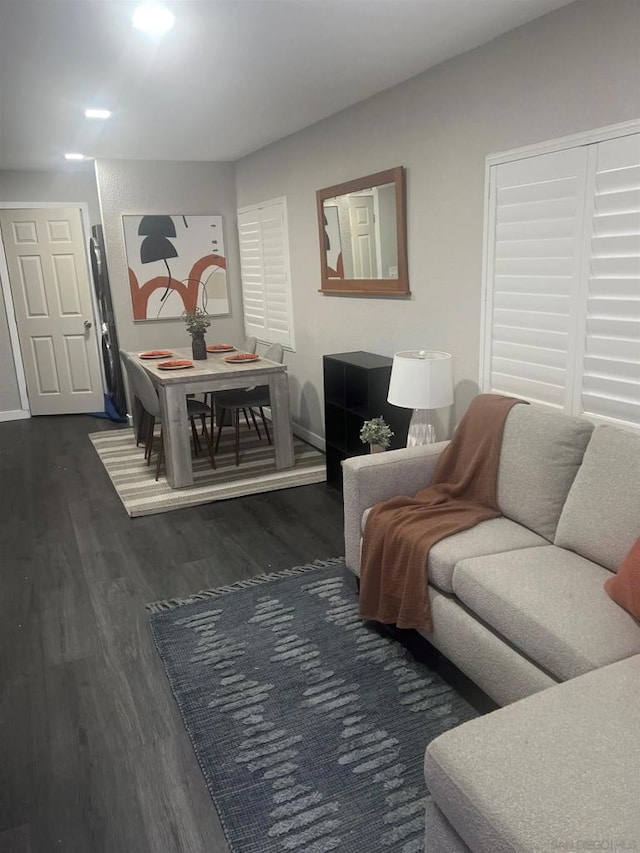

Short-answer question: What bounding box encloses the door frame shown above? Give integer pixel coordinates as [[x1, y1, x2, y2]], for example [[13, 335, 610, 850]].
[[0, 201, 104, 421]]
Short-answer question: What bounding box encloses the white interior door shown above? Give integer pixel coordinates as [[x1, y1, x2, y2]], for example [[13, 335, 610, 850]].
[[348, 195, 378, 277], [0, 207, 103, 415]]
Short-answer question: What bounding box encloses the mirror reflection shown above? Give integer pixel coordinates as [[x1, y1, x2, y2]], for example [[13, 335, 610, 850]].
[[317, 166, 408, 296], [322, 182, 398, 280]]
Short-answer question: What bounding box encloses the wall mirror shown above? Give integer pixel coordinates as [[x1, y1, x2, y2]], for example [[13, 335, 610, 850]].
[[316, 166, 409, 296]]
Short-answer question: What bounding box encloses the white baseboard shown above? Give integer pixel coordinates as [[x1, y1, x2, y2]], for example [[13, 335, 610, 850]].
[[0, 409, 30, 422], [260, 406, 325, 452], [291, 421, 325, 452]]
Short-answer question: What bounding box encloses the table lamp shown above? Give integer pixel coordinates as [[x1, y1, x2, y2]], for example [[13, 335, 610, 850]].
[[387, 350, 454, 445]]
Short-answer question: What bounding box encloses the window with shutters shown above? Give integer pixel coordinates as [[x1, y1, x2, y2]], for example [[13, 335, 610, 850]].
[[237, 198, 295, 350], [482, 124, 640, 431]]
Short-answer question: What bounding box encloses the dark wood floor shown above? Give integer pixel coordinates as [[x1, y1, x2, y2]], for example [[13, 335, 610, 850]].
[[0, 415, 492, 853]]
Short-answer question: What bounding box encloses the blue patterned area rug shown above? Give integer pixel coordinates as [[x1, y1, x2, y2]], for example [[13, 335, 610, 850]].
[[148, 558, 477, 853]]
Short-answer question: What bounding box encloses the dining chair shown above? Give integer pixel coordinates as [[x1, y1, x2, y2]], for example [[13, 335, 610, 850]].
[[121, 348, 213, 449], [119, 349, 149, 447], [242, 336, 258, 355], [214, 342, 284, 466], [125, 356, 215, 479], [205, 335, 259, 434]]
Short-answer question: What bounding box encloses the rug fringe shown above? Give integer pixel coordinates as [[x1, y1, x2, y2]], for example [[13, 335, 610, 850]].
[[146, 557, 346, 613]]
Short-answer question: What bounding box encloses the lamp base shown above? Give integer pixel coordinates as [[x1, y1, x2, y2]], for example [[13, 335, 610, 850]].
[[406, 409, 436, 446]]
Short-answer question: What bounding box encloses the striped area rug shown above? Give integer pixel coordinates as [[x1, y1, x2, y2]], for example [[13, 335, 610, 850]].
[[148, 559, 478, 853], [89, 426, 326, 517]]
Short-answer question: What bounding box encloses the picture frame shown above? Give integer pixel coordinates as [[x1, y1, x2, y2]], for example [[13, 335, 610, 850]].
[[123, 214, 230, 321]]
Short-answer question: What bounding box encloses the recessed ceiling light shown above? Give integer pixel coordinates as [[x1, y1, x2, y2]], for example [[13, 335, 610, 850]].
[[133, 4, 175, 35], [84, 108, 111, 119], [64, 153, 85, 161]]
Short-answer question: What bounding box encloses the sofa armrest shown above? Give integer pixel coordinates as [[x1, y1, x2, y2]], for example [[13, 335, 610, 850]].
[[342, 442, 449, 575]]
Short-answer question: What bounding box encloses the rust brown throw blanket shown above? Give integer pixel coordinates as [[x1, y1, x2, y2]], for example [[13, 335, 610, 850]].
[[359, 394, 525, 632]]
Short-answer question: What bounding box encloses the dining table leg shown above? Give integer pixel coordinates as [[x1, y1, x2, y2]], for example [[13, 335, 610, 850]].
[[158, 382, 193, 488], [268, 372, 295, 470]]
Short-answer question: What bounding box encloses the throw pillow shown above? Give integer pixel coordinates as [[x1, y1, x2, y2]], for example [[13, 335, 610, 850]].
[[605, 537, 640, 621]]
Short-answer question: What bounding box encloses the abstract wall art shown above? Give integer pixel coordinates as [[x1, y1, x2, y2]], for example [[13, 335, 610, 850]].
[[123, 214, 230, 321]]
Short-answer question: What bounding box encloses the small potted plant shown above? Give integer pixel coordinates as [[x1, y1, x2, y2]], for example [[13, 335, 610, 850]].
[[360, 416, 394, 453], [183, 307, 211, 360]]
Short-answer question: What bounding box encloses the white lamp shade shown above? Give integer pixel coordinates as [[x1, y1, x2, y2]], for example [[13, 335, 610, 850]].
[[387, 350, 454, 410]]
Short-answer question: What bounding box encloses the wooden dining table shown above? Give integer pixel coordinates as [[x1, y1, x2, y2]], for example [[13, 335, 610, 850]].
[[129, 347, 295, 489]]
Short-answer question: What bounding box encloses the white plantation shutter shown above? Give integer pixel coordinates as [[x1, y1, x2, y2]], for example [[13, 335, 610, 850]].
[[483, 128, 640, 430], [237, 210, 264, 334], [485, 148, 588, 409], [237, 198, 295, 350], [578, 134, 640, 426]]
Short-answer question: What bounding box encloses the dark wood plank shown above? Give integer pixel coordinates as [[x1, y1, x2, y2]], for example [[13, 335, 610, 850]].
[[0, 414, 344, 852], [0, 823, 32, 853], [0, 413, 492, 852]]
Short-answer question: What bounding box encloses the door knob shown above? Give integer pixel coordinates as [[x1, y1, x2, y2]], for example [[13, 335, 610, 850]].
[[84, 320, 92, 330]]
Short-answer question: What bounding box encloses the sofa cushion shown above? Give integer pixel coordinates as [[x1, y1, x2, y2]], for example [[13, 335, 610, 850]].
[[427, 518, 547, 594], [424, 655, 640, 853], [497, 405, 593, 541], [361, 512, 547, 594], [555, 424, 640, 571], [452, 546, 640, 681]]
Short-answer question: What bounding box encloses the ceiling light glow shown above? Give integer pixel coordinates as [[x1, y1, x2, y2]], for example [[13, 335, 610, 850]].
[[84, 108, 111, 119], [64, 153, 85, 161], [133, 4, 175, 35]]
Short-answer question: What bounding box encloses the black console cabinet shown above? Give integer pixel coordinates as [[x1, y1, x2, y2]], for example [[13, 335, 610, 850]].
[[323, 351, 411, 490]]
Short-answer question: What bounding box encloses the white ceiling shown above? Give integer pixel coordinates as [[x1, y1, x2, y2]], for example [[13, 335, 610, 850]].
[[0, 0, 574, 172]]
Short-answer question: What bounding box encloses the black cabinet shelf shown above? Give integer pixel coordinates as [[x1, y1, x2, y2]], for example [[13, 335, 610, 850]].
[[323, 351, 411, 490], [326, 399, 377, 420]]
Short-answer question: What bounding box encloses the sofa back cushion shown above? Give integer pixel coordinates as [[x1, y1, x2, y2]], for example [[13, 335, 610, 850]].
[[555, 425, 640, 570], [497, 405, 594, 541]]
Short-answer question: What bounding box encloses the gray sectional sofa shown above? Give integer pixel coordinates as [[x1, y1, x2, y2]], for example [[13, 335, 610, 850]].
[[342, 404, 640, 851]]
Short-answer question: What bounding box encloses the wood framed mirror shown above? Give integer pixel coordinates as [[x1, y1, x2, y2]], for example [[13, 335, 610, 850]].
[[316, 166, 409, 296]]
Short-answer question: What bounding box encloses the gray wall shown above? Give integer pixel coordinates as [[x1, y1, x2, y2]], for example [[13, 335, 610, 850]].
[[95, 159, 244, 360], [0, 168, 101, 224], [235, 0, 640, 443], [0, 167, 101, 414]]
